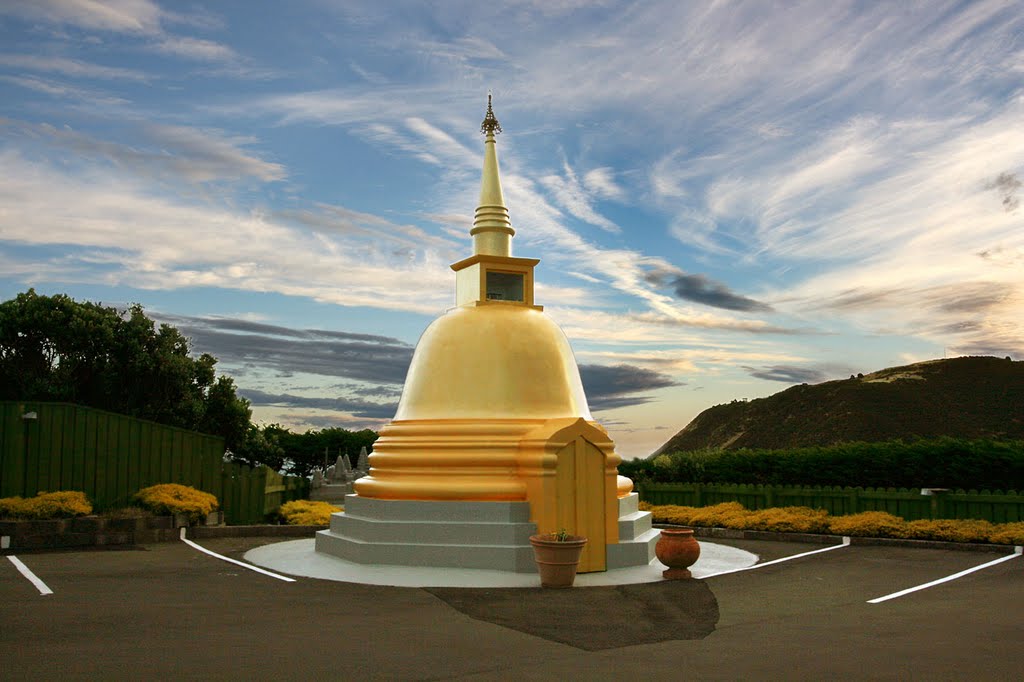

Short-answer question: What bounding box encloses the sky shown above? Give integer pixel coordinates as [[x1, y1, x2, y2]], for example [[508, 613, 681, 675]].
[[1, 1, 1022, 459]]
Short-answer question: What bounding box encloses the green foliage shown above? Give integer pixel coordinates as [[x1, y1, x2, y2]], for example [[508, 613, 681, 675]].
[[227, 423, 378, 477], [0, 289, 251, 450], [622, 437, 1024, 490], [229, 423, 288, 471], [281, 427, 378, 478]]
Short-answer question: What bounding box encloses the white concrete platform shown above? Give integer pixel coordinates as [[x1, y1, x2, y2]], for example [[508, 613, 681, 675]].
[[314, 492, 661, 573], [244, 538, 758, 588]]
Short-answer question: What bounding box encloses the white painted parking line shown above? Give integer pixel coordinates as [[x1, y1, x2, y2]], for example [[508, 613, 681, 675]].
[[700, 536, 852, 579], [179, 528, 296, 582], [868, 545, 1023, 604], [7, 556, 54, 596]]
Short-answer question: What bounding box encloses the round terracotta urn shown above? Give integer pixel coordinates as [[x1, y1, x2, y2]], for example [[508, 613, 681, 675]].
[[655, 528, 700, 579]]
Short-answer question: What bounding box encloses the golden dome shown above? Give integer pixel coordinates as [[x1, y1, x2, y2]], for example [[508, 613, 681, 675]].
[[355, 96, 607, 510], [394, 303, 592, 421]]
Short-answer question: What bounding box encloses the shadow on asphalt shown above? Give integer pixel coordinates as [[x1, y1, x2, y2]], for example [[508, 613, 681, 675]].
[[425, 579, 719, 650]]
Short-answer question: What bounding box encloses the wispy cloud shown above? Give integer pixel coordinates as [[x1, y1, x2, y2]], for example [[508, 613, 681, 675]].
[[3, 120, 285, 183], [800, 280, 1024, 359], [414, 35, 507, 62], [539, 159, 620, 233], [0, 1, 239, 69], [583, 167, 624, 200], [0, 74, 127, 105], [275, 203, 459, 253], [150, 36, 236, 62], [578, 345, 807, 375], [0, 54, 149, 81], [0, 0, 165, 33], [0, 149, 453, 314]]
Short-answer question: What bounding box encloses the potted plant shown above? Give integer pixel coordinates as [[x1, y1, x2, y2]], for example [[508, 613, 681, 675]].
[[529, 528, 588, 588]]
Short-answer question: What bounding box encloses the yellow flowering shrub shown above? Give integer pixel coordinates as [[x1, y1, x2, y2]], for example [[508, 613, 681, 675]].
[[0, 497, 16, 518], [646, 502, 828, 533], [826, 511, 909, 537], [644, 500, 1024, 543], [134, 484, 218, 522], [277, 499, 341, 525], [652, 501, 749, 527], [905, 518, 995, 543], [989, 522, 1024, 545], [0, 491, 93, 519], [741, 507, 831, 533]]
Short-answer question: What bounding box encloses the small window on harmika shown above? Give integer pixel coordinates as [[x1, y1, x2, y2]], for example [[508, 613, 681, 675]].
[[486, 271, 524, 302]]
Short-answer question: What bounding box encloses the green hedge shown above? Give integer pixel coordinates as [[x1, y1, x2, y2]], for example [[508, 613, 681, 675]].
[[620, 438, 1024, 490]]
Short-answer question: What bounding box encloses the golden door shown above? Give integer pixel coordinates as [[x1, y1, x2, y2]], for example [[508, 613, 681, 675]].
[[555, 436, 606, 572]]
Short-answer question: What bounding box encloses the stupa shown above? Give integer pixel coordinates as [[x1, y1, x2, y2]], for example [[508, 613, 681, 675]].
[[315, 97, 658, 573]]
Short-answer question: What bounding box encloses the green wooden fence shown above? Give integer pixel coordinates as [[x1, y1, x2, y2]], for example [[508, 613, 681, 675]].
[[638, 482, 1024, 523], [219, 465, 310, 525], [0, 401, 308, 524]]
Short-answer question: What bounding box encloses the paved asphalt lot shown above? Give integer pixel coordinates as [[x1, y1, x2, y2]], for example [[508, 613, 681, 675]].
[[2, 537, 1022, 681]]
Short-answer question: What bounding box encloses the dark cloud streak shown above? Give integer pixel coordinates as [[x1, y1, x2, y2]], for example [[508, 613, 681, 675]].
[[746, 365, 828, 383], [668, 274, 772, 312], [985, 172, 1021, 212], [239, 389, 398, 420], [579, 363, 678, 411], [162, 315, 681, 417], [159, 314, 414, 384], [645, 269, 772, 312]]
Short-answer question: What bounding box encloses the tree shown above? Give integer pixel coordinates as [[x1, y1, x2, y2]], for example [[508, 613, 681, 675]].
[[0, 289, 251, 450], [228, 423, 288, 471], [276, 427, 379, 477]]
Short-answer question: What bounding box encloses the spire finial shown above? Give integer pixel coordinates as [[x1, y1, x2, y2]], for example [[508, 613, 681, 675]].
[[480, 92, 502, 136]]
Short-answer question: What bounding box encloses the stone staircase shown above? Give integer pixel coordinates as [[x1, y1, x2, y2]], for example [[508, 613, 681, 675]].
[[315, 491, 658, 573]]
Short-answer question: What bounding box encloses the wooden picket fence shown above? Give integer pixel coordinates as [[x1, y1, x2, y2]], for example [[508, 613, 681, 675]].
[[0, 401, 307, 524], [638, 482, 1024, 523]]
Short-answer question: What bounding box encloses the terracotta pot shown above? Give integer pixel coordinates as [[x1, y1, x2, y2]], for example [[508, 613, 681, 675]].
[[529, 534, 587, 588], [655, 528, 701, 580]]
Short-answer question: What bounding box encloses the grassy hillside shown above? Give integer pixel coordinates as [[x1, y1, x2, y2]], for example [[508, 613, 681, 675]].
[[654, 356, 1024, 455]]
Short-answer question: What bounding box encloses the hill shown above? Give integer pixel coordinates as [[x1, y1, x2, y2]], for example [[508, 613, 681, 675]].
[[654, 356, 1024, 455]]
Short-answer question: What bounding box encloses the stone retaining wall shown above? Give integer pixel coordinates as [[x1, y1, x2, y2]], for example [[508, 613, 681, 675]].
[[1, 516, 181, 551], [1, 516, 327, 553]]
